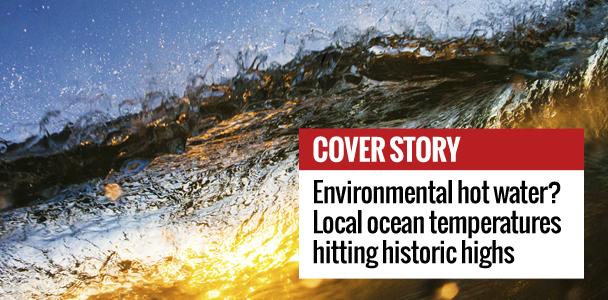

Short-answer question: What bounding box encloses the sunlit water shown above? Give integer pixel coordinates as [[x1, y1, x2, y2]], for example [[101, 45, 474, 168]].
[[1, 0, 608, 299]]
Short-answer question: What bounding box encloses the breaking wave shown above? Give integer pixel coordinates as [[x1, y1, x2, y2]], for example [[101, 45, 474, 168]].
[[1, 0, 607, 298]]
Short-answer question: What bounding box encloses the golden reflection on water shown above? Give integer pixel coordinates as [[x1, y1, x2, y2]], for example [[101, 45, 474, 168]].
[[79, 102, 591, 300], [83, 207, 301, 299], [511, 87, 608, 140], [65, 49, 607, 299]]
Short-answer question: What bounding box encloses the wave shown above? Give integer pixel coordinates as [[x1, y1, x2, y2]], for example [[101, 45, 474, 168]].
[[0, 0, 607, 298], [1, 0, 605, 209], [0, 0, 581, 144]]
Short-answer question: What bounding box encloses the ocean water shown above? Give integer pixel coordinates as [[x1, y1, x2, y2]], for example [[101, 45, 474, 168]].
[[0, 0, 607, 299]]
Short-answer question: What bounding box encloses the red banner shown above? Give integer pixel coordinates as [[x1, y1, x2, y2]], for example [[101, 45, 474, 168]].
[[299, 128, 584, 170]]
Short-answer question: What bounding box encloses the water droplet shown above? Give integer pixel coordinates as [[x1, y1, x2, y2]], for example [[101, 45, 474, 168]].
[[104, 183, 122, 201], [436, 282, 459, 300]]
